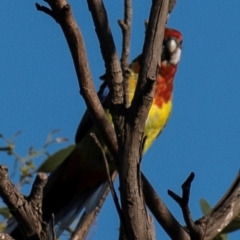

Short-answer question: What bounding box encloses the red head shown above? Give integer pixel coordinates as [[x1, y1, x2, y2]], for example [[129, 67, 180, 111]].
[[162, 28, 183, 66]]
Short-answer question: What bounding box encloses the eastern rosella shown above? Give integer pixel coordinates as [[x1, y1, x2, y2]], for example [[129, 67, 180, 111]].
[[8, 27, 182, 238]]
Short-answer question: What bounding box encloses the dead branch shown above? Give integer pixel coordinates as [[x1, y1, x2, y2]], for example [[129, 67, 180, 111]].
[[35, 3, 57, 22], [0, 165, 50, 240], [36, 1, 192, 239], [142, 173, 189, 240], [86, 0, 124, 106], [169, 0, 177, 14], [5, 0, 240, 240], [203, 171, 240, 240], [118, 0, 132, 71], [167, 171, 240, 240], [118, 0, 132, 108], [86, 0, 126, 158], [118, 0, 170, 239], [41, 0, 118, 157], [90, 133, 126, 235], [36, 1, 121, 236], [168, 173, 208, 240]]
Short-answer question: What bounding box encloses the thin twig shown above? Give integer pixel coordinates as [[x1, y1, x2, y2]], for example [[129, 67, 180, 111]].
[[35, 3, 57, 22], [86, 0, 123, 105], [38, 2, 121, 237], [142, 173, 189, 240], [90, 133, 127, 236], [168, 173, 207, 240], [169, 0, 177, 14], [36, 1, 187, 239], [0, 147, 11, 151], [118, 0, 132, 107], [44, 0, 118, 157], [86, 0, 125, 147]]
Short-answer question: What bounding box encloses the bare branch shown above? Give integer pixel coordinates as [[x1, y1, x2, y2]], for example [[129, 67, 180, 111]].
[[118, 0, 132, 69], [204, 171, 240, 240], [42, 0, 118, 157], [0, 166, 49, 240], [35, 1, 189, 240], [86, 0, 124, 106], [29, 173, 47, 210], [142, 173, 189, 240], [118, 0, 132, 107], [35, 3, 57, 22], [86, 0, 125, 147], [118, 1, 170, 239], [90, 133, 126, 234], [168, 173, 207, 240], [0, 147, 12, 152], [169, 0, 177, 14]]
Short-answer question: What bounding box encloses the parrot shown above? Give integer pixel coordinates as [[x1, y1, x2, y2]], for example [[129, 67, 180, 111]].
[[7, 27, 182, 239]]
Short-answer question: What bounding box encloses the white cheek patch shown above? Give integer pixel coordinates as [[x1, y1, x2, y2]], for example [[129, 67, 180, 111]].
[[170, 48, 181, 65], [167, 39, 177, 53]]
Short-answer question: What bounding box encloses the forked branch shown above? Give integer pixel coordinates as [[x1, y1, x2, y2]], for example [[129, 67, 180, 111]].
[[118, 0, 171, 239], [41, 0, 118, 157], [142, 173, 189, 240], [168, 173, 207, 240], [0, 165, 49, 240]]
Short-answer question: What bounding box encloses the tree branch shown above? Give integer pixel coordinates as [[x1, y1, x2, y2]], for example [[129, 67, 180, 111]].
[[169, 0, 177, 14], [204, 171, 240, 240], [118, 0, 132, 107], [118, 1, 170, 239], [86, 0, 126, 149], [168, 173, 207, 240], [90, 133, 126, 235], [142, 173, 189, 240], [36, 1, 190, 240], [0, 166, 49, 240], [86, 0, 124, 106], [43, 0, 118, 157], [35, 3, 57, 22]]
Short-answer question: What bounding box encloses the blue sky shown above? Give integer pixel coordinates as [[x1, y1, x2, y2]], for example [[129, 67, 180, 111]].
[[1, 1, 240, 239]]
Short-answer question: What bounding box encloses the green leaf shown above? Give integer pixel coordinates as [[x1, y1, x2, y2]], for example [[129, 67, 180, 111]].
[[213, 233, 228, 240], [37, 145, 75, 173], [0, 207, 11, 218], [200, 198, 212, 216]]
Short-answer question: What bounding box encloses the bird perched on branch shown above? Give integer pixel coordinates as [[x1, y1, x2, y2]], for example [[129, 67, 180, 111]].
[[8, 27, 182, 238]]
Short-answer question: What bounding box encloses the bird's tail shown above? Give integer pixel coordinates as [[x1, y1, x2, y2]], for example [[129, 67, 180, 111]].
[[5, 149, 109, 239]]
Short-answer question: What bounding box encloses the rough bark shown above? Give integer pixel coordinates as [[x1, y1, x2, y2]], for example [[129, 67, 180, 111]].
[[0, 166, 50, 240]]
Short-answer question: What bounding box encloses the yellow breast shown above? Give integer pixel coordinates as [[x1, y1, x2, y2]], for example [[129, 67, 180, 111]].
[[128, 70, 172, 152]]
